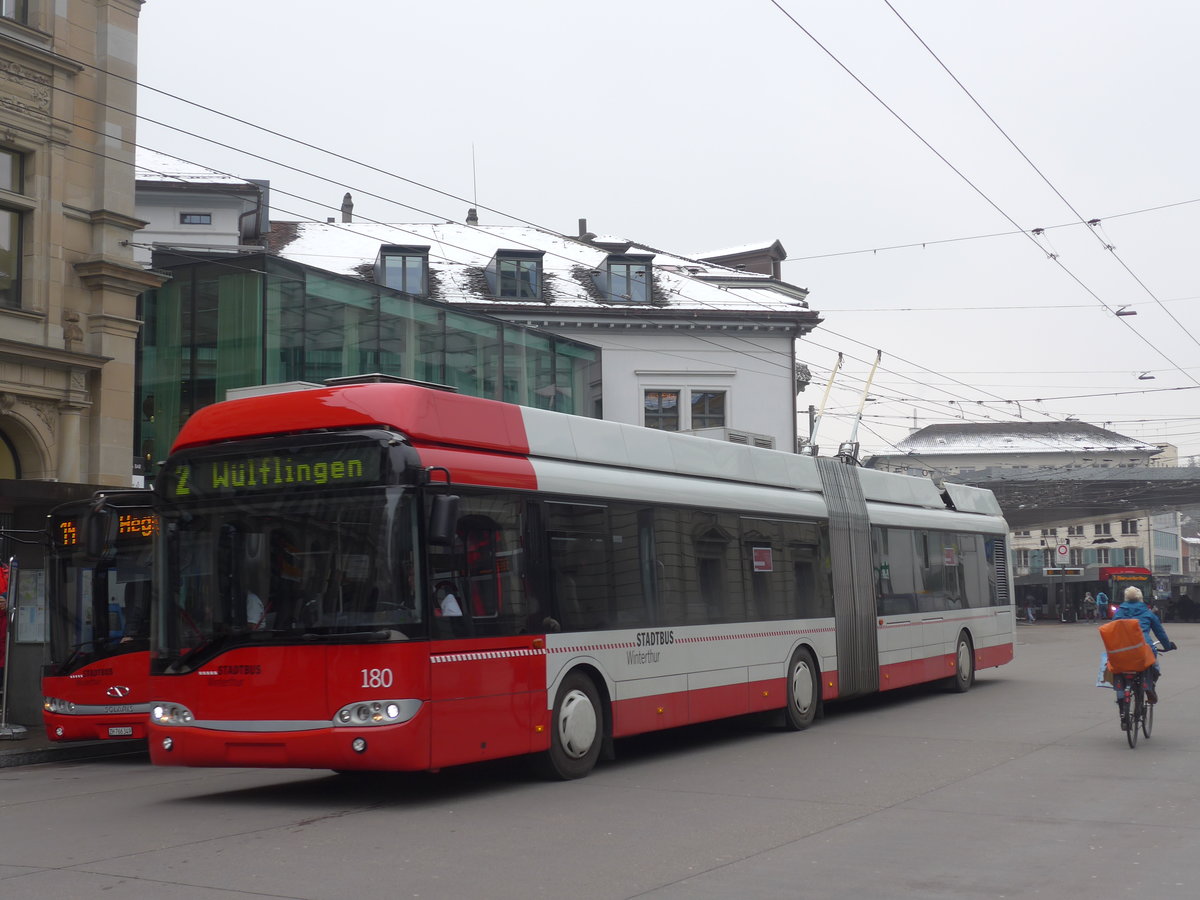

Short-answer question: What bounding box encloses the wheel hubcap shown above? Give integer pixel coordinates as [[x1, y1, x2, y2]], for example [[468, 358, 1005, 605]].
[[957, 641, 970, 680], [558, 689, 597, 759], [792, 661, 814, 715]]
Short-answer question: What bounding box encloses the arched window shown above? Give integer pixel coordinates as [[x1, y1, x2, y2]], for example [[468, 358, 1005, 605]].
[[0, 428, 20, 478]]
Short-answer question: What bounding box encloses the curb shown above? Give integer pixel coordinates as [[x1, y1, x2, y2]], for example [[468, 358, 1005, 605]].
[[0, 739, 147, 768]]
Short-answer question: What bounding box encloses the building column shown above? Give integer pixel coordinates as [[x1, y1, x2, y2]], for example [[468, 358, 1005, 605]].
[[56, 402, 85, 483]]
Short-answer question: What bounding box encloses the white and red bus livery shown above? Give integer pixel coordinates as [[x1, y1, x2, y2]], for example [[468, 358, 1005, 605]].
[[148, 378, 1013, 777]]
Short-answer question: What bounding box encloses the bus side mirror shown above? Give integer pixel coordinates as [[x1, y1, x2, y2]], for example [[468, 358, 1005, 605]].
[[428, 494, 460, 546], [84, 508, 116, 557]]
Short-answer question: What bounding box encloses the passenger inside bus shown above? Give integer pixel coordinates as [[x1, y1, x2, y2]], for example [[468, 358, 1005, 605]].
[[245, 589, 267, 630], [119, 580, 152, 643], [434, 582, 462, 616]]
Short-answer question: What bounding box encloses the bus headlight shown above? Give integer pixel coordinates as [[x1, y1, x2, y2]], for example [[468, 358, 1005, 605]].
[[332, 699, 421, 727], [151, 703, 196, 726]]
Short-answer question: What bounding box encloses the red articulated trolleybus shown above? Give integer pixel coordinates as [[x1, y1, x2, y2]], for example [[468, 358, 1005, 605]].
[[147, 378, 1014, 778], [42, 491, 157, 741]]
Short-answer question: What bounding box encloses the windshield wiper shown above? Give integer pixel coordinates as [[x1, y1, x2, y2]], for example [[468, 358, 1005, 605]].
[[173, 632, 251, 671], [299, 629, 398, 642], [59, 639, 102, 672]]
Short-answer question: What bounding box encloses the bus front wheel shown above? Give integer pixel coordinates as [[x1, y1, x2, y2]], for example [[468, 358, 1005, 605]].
[[784, 647, 819, 730], [540, 670, 603, 780]]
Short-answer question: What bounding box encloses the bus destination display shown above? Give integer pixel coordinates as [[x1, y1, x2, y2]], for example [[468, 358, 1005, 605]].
[[164, 443, 385, 499], [52, 513, 157, 548], [55, 518, 79, 547]]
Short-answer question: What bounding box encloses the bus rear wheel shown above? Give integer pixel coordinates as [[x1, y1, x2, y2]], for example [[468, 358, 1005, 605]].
[[540, 670, 603, 780], [948, 632, 975, 693], [784, 647, 819, 730]]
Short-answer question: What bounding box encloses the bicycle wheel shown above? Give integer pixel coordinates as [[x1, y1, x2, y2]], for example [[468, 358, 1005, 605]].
[[1142, 690, 1154, 739], [1127, 684, 1141, 748]]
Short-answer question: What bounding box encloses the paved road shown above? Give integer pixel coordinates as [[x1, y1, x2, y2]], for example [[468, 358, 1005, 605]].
[[2, 622, 1197, 899]]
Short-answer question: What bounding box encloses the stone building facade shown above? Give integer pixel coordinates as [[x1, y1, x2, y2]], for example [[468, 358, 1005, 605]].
[[1, 0, 163, 723]]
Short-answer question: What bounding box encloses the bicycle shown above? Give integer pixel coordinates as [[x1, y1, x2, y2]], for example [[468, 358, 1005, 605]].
[[1113, 668, 1153, 748], [1112, 640, 1175, 748]]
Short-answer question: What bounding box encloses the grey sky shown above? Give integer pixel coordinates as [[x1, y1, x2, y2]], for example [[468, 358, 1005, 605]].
[[136, 1, 1200, 459]]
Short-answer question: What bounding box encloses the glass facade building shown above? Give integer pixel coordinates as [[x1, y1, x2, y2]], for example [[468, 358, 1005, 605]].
[[137, 254, 601, 473]]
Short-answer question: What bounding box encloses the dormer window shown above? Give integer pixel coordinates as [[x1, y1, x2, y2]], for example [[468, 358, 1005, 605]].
[[606, 253, 653, 303], [490, 249, 542, 299], [375, 244, 429, 296]]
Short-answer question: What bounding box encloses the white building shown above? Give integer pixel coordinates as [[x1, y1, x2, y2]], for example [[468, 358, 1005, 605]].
[[866, 421, 1183, 614], [867, 421, 1162, 479], [132, 149, 268, 265], [266, 211, 821, 451]]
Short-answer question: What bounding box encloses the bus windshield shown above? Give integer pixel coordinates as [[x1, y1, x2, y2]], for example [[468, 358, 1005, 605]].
[[154, 486, 421, 674], [48, 506, 155, 674], [1109, 572, 1154, 606]]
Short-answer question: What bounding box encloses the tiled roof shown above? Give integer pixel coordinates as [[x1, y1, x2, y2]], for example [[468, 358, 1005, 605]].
[[266, 221, 816, 319]]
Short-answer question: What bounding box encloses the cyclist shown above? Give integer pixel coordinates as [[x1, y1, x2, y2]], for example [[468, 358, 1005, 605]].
[[1111, 586, 1176, 703]]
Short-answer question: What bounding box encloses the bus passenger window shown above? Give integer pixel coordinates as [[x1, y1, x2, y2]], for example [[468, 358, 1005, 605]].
[[546, 502, 612, 631], [790, 521, 833, 619], [691, 512, 739, 623], [873, 527, 918, 616], [740, 517, 793, 622]]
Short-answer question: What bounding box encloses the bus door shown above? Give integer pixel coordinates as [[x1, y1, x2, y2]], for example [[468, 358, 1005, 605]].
[[426, 500, 545, 767]]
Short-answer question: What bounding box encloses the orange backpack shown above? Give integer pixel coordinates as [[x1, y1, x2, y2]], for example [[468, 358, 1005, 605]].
[[1099, 618, 1156, 673]]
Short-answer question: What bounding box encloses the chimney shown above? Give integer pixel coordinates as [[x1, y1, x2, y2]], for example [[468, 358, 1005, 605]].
[[341, 192, 353, 223], [578, 218, 587, 237], [466, 207, 479, 225]]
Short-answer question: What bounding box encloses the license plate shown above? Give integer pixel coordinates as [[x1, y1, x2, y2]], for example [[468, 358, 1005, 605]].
[[108, 726, 134, 737]]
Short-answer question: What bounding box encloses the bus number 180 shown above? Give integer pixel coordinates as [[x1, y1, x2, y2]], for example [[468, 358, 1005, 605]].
[[360, 668, 393, 689]]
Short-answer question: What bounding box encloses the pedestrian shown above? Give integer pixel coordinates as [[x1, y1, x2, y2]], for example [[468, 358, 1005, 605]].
[[1083, 591, 1095, 621], [0, 562, 9, 688], [1095, 590, 1109, 621]]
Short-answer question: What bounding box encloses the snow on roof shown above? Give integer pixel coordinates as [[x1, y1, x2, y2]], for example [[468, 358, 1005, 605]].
[[135, 149, 255, 187], [268, 221, 815, 317], [696, 239, 786, 259], [887, 422, 1160, 455]]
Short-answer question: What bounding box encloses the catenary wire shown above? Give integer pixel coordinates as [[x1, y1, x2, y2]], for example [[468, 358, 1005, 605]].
[[765, 0, 1200, 388], [11, 61, 1191, 450], [786, 196, 1200, 262], [883, 0, 1200, 355]]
